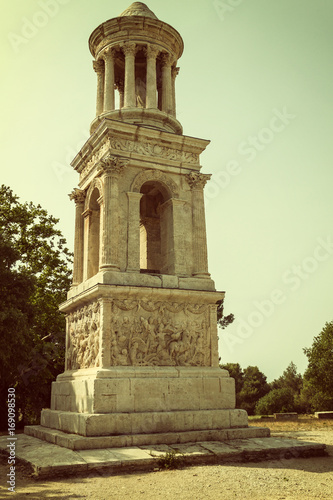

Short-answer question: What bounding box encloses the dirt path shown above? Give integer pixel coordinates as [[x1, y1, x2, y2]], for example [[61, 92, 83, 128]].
[[1, 420, 333, 499]]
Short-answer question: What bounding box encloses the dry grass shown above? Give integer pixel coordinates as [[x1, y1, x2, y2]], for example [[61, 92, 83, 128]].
[[249, 414, 333, 432]]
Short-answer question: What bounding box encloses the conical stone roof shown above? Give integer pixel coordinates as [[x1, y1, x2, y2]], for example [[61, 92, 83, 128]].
[[119, 2, 158, 19]]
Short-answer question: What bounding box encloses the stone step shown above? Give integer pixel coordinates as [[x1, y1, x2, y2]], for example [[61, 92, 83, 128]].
[[0, 434, 326, 479], [24, 424, 270, 450]]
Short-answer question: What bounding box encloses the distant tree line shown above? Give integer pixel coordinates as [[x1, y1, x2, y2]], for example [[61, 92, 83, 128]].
[[221, 320, 333, 415]]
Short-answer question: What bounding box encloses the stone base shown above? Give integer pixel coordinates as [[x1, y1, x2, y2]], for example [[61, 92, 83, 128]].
[[25, 424, 270, 450], [40, 408, 250, 437], [27, 366, 265, 450], [4, 434, 326, 479], [49, 367, 236, 414]]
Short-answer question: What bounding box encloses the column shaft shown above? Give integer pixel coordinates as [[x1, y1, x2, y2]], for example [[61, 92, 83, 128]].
[[69, 189, 85, 285], [171, 66, 179, 117], [123, 43, 136, 108], [100, 173, 120, 270], [126, 192, 144, 271], [191, 188, 210, 277], [145, 45, 159, 108], [93, 60, 104, 116], [73, 201, 85, 284], [82, 209, 92, 280], [161, 53, 173, 114], [103, 48, 115, 112], [160, 198, 188, 275]]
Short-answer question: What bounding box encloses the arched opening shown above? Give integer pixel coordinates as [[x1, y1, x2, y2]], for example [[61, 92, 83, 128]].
[[86, 187, 101, 278], [139, 181, 170, 273]]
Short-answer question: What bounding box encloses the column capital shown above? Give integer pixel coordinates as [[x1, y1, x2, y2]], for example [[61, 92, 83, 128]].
[[102, 47, 116, 57], [69, 188, 85, 204], [144, 44, 160, 60], [93, 59, 104, 73], [186, 172, 212, 189], [98, 154, 129, 176], [172, 66, 180, 79], [121, 42, 137, 57], [161, 52, 174, 67]]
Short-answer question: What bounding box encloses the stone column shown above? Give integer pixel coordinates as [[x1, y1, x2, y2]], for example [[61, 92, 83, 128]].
[[93, 59, 104, 116], [69, 188, 85, 286], [160, 198, 187, 276], [171, 66, 180, 117], [161, 53, 173, 115], [116, 80, 124, 108], [145, 45, 159, 109], [126, 192, 144, 272], [103, 47, 115, 112], [186, 172, 212, 278], [82, 209, 92, 280], [98, 155, 129, 271], [122, 42, 137, 108]]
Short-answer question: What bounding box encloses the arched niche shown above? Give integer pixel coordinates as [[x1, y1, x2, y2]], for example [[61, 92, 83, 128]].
[[139, 180, 171, 273]]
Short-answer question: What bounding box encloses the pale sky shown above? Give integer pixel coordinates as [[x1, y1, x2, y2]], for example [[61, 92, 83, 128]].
[[1, 0, 332, 382]]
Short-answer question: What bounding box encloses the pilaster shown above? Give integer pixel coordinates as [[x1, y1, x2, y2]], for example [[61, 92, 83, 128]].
[[69, 188, 85, 286], [186, 172, 212, 278], [97, 155, 129, 271]]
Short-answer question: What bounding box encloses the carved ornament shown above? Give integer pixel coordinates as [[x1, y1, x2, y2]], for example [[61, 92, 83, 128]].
[[108, 137, 198, 164], [68, 188, 85, 204], [131, 169, 179, 197], [97, 154, 129, 175], [93, 59, 104, 73], [67, 301, 100, 370], [109, 299, 210, 367], [121, 42, 137, 57], [186, 172, 212, 189]]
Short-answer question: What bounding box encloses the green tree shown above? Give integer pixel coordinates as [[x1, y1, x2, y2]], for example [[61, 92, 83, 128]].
[[238, 366, 270, 415], [255, 362, 304, 415], [0, 185, 72, 429], [300, 321, 333, 412], [220, 362, 244, 407], [217, 299, 234, 330], [255, 388, 295, 415], [270, 361, 303, 395]]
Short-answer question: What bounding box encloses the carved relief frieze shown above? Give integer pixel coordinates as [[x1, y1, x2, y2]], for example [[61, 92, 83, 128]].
[[109, 299, 210, 367], [80, 140, 110, 179], [108, 137, 198, 164], [66, 301, 100, 370]]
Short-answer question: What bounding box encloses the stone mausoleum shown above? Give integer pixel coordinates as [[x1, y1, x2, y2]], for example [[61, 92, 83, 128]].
[[26, 2, 269, 449]]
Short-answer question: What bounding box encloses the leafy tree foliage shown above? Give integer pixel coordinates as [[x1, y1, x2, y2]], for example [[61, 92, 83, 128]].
[[270, 361, 303, 395], [300, 321, 333, 412], [255, 388, 295, 415], [255, 362, 304, 415], [0, 185, 72, 429], [217, 299, 234, 330], [220, 362, 270, 415], [238, 366, 270, 415]]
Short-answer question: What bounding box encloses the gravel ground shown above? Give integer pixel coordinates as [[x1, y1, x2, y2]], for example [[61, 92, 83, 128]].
[[1, 426, 333, 499]]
